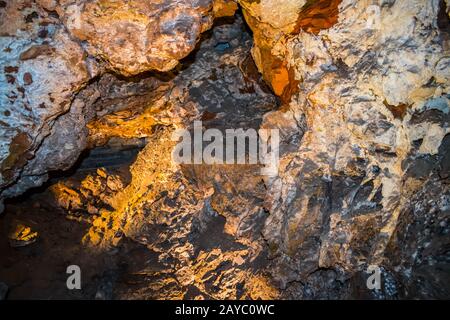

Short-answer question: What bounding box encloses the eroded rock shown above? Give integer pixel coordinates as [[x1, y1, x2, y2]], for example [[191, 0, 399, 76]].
[[61, 0, 219, 75], [239, 0, 450, 297], [0, 0, 233, 209], [0, 0, 449, 300]]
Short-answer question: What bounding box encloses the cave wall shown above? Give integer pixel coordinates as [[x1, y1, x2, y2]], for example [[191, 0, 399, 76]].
[[239, 0, 450, 297], [0, 0, 449, 299], [0, 0, 237, 209]]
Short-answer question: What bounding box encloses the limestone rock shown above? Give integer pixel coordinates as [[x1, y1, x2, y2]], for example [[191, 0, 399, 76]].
[[0, 0, 449, 300], [49, 16, 280, 299]]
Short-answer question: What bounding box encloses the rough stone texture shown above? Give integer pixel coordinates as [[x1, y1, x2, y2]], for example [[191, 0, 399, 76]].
[[0, 0, 235, 209], [2, 15, 282, 299], [79, 17, 280, 299], [0, 0, 449, 300], [61, 0, 215, 75], [239, 0, 450, 298], [0, 1, 90, 205]]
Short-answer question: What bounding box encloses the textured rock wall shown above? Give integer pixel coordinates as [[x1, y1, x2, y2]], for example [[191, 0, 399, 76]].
[[48, 16, 281, 299], [239, 0, 450, 297], [0, 0, 236, 209], [0, 0, 449, 299]]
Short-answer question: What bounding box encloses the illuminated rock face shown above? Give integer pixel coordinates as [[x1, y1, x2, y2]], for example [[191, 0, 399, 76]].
[[239, 0, 450, 298], [0, 0, 235, 208], [62, 0, 215, 75], [0, 1, 91, 205], [49, 15, 281, 299], [0, 0, 449, 299]]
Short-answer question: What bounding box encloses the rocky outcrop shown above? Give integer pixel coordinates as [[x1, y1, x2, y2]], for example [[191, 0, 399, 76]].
[[0, 0, 449, 300], [238, 0, 450, 298], [61, 0, 214, 75], [0, 0, 236, 210], [0, 1, 90, 207], [48, 16, 281, 299]]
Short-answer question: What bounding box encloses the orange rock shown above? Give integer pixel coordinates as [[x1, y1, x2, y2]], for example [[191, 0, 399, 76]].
[[213, 0, 238, 18], [292, 0, 342, 35]]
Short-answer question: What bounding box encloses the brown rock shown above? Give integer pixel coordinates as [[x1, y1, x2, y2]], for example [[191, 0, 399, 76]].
[[23, 72, 33, 85], [62, 0, 217, 75], [19, 44, 55, 60]]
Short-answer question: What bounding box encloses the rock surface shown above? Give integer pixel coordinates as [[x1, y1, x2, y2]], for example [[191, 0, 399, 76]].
[[62, 0, 216, 75], [0, 0, 234, 209], [54, 16, 280, 298], [239, 0, 450, 298], [0, 0, 449, 300]]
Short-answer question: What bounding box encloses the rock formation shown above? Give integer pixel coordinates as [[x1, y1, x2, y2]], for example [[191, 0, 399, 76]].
[[0, 0, 449, 299], [0, 0, 236, 209], [240, 0, 450, 298]]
